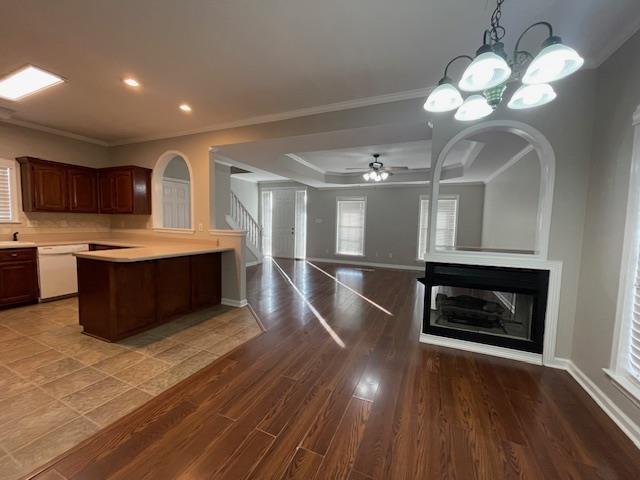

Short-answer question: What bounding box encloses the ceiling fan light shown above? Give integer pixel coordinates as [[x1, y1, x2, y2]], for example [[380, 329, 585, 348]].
[[363, 172, 370, 181], [380, 171, 389, 180], [522, 42, 584, 84], [508, 83, 556, 109], [458, 51, 511, 92], [423, 82, 463, 112], [454, 94, 493, 121]]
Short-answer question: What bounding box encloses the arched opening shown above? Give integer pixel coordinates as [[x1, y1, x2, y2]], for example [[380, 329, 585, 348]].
[[152, 150, 194, 231], [428, 120, 555, 259]]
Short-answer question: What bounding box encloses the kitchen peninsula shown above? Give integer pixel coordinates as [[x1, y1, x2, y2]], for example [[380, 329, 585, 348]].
[[75, 243, 233, 342]]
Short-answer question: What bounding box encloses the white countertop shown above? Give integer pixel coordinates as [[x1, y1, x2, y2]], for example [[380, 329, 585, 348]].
[[0, 241, 37, 249]]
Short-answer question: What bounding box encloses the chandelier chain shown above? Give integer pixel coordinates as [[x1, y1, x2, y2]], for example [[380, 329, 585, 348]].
[[489, 0, 506, 43]]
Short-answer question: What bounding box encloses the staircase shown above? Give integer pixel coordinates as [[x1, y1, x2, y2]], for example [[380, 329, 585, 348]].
[[226, 191, 263, 263]]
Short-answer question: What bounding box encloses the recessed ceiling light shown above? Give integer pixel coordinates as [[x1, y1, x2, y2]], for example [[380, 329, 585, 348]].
[[0, 65, 64, 101], [122, 77, 140, 88], [179, 103, 192, 112]]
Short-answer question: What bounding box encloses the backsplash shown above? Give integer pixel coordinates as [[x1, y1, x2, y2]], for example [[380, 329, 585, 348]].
[[0, 212, 110, 240]]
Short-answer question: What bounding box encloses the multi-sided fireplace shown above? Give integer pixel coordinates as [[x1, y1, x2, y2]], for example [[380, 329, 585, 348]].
[[423, 262, 550, 353]]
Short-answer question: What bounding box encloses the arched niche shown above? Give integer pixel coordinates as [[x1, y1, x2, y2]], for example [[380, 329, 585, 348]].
[[152, 150, 195, 232], [428, 120, 555, 260]]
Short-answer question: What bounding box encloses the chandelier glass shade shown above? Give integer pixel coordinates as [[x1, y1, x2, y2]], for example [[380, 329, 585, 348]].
[[423, 1, 583, 120]]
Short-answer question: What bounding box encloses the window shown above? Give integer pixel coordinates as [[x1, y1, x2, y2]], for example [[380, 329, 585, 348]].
[[0, 159, 18, 223], [152, 152, 193, 232], [417, 195, 459, 259], [336, 197, 366, 256], [607, 110, 640, 402]]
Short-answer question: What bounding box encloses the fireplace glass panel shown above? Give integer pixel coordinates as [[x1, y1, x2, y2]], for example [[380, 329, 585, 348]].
[[429, 285, 534, 341]]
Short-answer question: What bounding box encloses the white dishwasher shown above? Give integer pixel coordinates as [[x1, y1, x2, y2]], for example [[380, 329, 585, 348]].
[[37, 244, 89, 300]]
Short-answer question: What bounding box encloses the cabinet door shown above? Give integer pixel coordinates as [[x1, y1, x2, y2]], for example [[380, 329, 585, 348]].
[[98, 172, 115, 213], [68, 168, 98, 213], [191, 253, 222, 309], [32, 163, 68, 211], [0, 261, 38, 306], [114, 170, 134, 213]]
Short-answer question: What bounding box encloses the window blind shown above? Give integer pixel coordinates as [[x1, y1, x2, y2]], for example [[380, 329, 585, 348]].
[[417, 197, 458, 259], [0, 166, 13, 223], [336, 199, 365, 256], [628, 255, 640, 380]]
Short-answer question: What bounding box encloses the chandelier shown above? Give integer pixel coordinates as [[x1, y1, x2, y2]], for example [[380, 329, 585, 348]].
[[362, 154, 391, 182], [423, 0, 584, 121]]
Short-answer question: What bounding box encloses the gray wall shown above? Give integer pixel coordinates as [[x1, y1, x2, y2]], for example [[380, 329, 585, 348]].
[[230, 176, 259, 220], [573, 30, 640, 426], [260, 183, 484, 268], [481, 150, 540, 251]]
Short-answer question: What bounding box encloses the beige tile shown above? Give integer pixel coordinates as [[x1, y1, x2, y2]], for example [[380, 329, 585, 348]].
[[27, 357, 86, 385], [183, 330, 228, 351], [0, 401, 78, 452], [0, 325, 21, 343], [166, 324, 209, 343], [0, 388, 57, 427], [71, 341, 127, 365], [0, 454, 30, 480], [206, 335, 246, 356], [153, 344, 201, 364], [13, 417, 99, 473], [41, 367, 106, 398], [232, 326, 261, 342], [118, 332, 178, 355], [30, 469, 67, 479], [0, 337, 49, 364], [138, 351, 218, 396], [85, 388, 152, 427], [6, 349, 64, 376], [3, 317, 60, 336], [0, 367, 34, 401], [113, 357, 171, 386], [62, 377, 130, 414], [91, 350, 145, 375]]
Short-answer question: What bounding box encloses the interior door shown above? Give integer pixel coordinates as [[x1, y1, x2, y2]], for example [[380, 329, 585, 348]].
[[271, 189, 296, 258]]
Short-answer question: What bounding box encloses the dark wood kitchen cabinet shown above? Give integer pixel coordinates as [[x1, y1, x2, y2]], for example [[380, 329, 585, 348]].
[[18, 157, 68, 212], [67, 166, 98, 213], [17, 157, 151, 215], [0, 248, 39, 308], [98, 166, 151, 214]]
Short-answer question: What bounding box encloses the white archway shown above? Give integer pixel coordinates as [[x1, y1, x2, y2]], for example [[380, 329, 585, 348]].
[[152, 150, 196, 232], [428, 120, 556, 259]]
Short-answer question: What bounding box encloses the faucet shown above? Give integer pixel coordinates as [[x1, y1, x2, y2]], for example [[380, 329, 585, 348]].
[[12, 231, 18, 241]]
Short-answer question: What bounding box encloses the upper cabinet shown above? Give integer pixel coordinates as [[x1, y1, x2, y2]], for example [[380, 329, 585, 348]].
[[18, 157, 69, 212], [17, 157, 151, 215], [68, 166, 98, 213], [98, 167, 151, 214]]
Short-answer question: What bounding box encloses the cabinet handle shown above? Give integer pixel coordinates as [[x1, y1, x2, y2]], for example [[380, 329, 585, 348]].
[[10, 253, 18, 257]]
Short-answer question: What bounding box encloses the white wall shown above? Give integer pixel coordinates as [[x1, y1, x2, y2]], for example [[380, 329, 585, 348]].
[[230, 176, 259, 220], [481, 150, 540, 251]]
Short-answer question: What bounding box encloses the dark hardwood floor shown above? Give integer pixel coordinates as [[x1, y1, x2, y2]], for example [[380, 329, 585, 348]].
[[28, 259, 640, 479]]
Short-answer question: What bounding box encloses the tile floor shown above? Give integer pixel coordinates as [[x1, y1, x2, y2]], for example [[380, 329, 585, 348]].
[[0, 298, 262, 480]]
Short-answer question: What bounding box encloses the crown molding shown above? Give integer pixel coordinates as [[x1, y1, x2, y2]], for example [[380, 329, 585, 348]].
[[108, 87, 430, 147], [0, 118, 109, 146]]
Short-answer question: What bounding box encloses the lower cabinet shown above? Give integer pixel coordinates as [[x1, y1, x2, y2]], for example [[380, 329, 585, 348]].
[[78, 252, 222, 341], [0, 249, 39, 308]]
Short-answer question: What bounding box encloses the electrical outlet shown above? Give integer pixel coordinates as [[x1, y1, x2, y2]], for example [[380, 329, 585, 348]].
[[198, 223, 203, 232], [388, 253, 393, 258]]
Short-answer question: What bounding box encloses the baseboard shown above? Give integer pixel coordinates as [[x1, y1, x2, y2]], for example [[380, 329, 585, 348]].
[[221, 298, 248, 308], [307, 257, 424, 272], [562, 360, 640, 449], [419, 333, 543, 365]]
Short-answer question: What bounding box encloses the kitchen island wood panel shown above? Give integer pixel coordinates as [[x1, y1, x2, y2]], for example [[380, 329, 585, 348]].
[[77, 252, 222, 342]]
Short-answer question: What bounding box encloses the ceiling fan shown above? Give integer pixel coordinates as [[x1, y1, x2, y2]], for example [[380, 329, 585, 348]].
[[345, 153, 407, 182]]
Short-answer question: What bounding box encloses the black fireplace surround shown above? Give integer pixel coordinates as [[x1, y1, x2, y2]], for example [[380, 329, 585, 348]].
[[423, 262, 549, 353]]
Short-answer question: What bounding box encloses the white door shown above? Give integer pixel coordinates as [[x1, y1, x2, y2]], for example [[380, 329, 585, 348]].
[[271, 189, 296, 258]]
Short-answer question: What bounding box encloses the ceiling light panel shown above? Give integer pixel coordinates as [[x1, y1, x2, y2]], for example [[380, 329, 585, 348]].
[[0, 65, 64, 101]]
